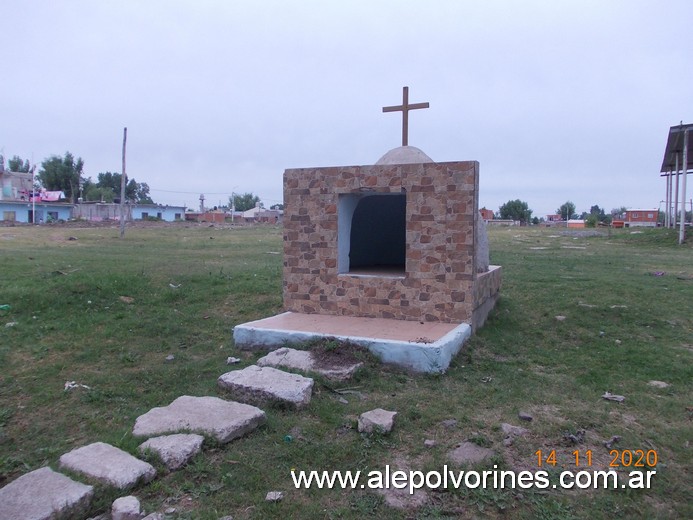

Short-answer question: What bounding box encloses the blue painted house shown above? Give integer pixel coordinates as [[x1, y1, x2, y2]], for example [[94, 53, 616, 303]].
[[0, 201, 73, 223], [131, 204, 186, 221]]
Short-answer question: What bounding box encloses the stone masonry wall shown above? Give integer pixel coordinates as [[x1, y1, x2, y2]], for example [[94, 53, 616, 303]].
[[283, 161, 479, 323]]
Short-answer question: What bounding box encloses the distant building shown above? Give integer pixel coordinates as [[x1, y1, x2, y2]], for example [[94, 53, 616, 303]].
[[546, 214, 562, 222], [567, 219, 585, 229], [480, 208, 494, 221], [0, 169, 33, 201], [73, 203, 186, 222], [184, 210, 226, 223], [624, 209, 658, 228], [131, 204, 185, 221], [0, 169, 73, 223], [0, 200, 73, 223], [242, 203, 282, 223]]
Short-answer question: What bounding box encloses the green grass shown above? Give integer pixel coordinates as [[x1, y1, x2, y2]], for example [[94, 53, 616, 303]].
[[0, 223, 691, 519]]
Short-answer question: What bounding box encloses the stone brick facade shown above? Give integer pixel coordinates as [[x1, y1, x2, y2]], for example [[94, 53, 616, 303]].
[[283, 161, 490, 323]]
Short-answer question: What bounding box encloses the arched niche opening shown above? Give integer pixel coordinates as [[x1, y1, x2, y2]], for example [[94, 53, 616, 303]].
[[338, 192, 406, 277]]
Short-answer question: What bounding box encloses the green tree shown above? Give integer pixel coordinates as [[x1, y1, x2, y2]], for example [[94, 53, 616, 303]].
[[231, 192, 261, 212], [83, 183, 115, 202], [83, 172, 153, 203], [7, 155, 34, 173], [611, 206, 627, 220], [589, 204, 608, 222], [557, 201, 577, 220], [38, 152, 85, 203], [270, 203, 284, 210], [499, 199, 533, 223]]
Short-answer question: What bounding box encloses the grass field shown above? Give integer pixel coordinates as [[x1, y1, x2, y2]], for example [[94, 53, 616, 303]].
[[0, 223, 691, 519]]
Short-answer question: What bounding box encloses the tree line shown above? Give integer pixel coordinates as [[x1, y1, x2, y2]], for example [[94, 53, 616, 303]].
[[1, 152, 153, 204], [492, 199, 631, 226]]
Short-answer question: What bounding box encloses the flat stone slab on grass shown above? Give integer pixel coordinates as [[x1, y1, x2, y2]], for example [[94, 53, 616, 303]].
[[447, 442, 495, 466], [59, 442, 156, 490], [218, 365, 314, 409], [501, 423, 530, 437], [133, 395, 266, 444], [139, 433, 204, 470], [112, 495, 141, 520], [257, 347, 363, 381], [0, 466, 93, 520], [358, 408, 398, 433]]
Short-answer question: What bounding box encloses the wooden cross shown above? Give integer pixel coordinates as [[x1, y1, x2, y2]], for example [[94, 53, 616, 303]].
[[382, 86, 429, 146]]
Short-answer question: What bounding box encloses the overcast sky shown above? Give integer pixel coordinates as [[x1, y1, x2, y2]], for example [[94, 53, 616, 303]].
[[2, 0, 691, 216]]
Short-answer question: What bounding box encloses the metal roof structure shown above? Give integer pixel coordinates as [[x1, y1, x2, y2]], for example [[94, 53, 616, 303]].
[[660, 123, 693, 173]]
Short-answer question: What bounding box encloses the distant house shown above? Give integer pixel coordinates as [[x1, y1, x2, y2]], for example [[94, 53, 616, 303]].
[[184, 210, 226, 223], [546, 214, 562, 222], [0, 168, 73, 223], [0, 200, 73, 223], [567, 219, 585, 229], [132, 204, 185, 221], [624, 209, 658, 228], [480, 208, 494, 222], [0, 169, 33, 201], [74, 203, 186, 222], [242, 204, 282, 223]]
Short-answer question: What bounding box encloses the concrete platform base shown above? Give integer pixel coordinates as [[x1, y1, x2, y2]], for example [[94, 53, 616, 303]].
[[232, 312, 472, 373]]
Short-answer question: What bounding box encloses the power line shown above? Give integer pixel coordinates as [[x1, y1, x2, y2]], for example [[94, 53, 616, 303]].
[[149, 188, 231, 195], [149, 187, 282, 204]]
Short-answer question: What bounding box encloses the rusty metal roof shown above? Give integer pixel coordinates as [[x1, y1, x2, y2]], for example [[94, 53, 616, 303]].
[[660, 123, 693, 173]]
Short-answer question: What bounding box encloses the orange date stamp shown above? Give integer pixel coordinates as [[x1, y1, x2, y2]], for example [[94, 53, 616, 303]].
[[535, 449, 659, 468]]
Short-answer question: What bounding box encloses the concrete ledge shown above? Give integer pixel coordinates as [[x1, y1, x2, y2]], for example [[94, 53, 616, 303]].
[[233, 314, 472, 373]]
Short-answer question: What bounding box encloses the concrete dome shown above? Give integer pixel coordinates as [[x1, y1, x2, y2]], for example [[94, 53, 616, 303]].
[[375, 146, 434, 165]]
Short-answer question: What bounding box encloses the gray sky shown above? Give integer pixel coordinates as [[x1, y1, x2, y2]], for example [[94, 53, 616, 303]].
[[2, 0, 691, 217]]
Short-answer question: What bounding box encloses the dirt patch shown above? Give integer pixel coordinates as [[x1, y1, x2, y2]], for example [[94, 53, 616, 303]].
[[504, 427, 623, 474], [374, 454, 429, 510], [305, 337, 373, 371]]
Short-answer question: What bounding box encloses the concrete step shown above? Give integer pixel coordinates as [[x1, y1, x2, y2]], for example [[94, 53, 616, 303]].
[[0, 466, 93, 520], [138, 433, 204, 470], [133, 395, 266, 444], [218, 365, 314, 409], [256, 347, 363, 381], [59, 442, 156, 490]]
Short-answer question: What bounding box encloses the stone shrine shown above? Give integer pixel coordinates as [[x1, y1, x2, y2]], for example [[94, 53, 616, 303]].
[[281, 145, 500, 328], [233, 88, 501, 372]]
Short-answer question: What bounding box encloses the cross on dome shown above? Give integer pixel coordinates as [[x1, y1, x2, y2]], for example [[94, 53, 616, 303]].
[[382, 86, 429, 146]]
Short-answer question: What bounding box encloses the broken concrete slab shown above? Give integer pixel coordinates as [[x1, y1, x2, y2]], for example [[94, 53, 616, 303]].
[[518, 412, 533, 422], [59, 442, 156, 489], [218, 365, 314, 409], [133, 395, 266, 444], [139, 433, 204, 470], [265, 491, 284, 502], [358, 408, 397, 434], [501, 423, 529, 437], [257, 347, 363, 381], [447, 442, 495, 465], [112, 495, 142, 520], [0, 466, 93, 520], [142, 514, 164, 520]]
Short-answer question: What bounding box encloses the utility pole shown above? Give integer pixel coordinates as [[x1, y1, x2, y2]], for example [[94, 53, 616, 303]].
[[119, 127, 127, 238]]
